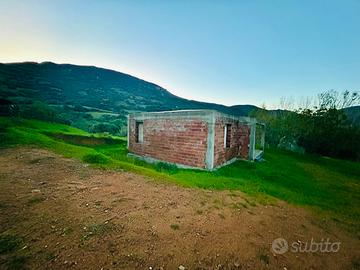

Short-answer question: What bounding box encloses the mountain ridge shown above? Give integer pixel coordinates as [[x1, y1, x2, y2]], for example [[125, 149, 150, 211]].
[[0, 61, 260, 116], [0, 61, 358, 134]]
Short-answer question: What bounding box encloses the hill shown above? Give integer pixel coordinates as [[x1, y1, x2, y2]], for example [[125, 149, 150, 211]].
[[0, 61, 265, 134], [1, 62, 359, 134], [0, 61, 255, 115], [344, 105, 360, 127]]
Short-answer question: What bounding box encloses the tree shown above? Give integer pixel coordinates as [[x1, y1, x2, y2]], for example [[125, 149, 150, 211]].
[[89, 123, 120, 135], [19, 101, 70, 124], [317, 90, 359, 109], [254, 90, 360, 160], [20, 101, 56, 121]]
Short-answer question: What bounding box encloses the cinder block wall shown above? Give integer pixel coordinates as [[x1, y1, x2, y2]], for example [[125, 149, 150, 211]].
[[213, 116, 251, 168], [128, 117, 209, 168]]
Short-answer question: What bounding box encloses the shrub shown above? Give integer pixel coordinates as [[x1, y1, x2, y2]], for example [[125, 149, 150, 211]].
[[18, 101, 70, 124], [6, 255, 29, 270], [170, 224, 180, 230], [82, 153, 109, 164], [89, 123, 120, 135], [155, 162, 179, 174], [0, 234, 22, 254], [251, 90, 360, 160]]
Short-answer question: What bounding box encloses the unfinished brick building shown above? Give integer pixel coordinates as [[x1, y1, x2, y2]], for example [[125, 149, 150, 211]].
[[127, 110, 265, 170]]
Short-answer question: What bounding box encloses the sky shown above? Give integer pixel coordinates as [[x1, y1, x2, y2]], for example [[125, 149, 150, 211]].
[[0, 0, 359, 108]]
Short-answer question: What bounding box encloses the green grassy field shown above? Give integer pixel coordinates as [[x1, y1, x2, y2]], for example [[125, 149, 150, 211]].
[[1, 117, 359, 231]]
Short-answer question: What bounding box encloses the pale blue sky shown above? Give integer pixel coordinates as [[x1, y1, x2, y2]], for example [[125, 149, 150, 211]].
[[1, 0, 359, 107]]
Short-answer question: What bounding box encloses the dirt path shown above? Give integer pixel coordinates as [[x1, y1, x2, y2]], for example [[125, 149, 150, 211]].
[[0, 148, 359, 269]]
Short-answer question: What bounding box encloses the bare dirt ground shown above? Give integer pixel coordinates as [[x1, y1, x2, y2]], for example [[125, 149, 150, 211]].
[[0, 147, 359, 270]]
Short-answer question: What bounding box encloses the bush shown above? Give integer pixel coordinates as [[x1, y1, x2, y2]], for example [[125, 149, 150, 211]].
[[19, 101, 56, 121], [0, 98, 19, 116], [155, 162, 179, 174], [297, 110, 360, 160], [82, 153, 109, 164], [89, 123, 120, 135], [0, 234, 22, 254], [252, 90, 360, 160], [18, 101, 70, 124]]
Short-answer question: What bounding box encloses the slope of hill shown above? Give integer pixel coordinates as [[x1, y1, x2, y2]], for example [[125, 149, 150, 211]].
[[1, 62, 359, 135], [0, 61, 253, 115], [229, 104, 259, 116], [344, 106, 360, 127]]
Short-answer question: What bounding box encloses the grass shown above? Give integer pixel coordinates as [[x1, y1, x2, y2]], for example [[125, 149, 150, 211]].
[[170, 224, 180, 230], [88, 111, 120, 119], [0, 202, 8, 209], [258, 252, 270, 265], [352, 258, 360, 270], [61, 227, 74, 236], [0, 233, 28, 269], [5, 255, 28, 270], [1, 117, 360, 231], [82, 153, 110, 164], [82, 223, 113, 241], [0, 234, 22, 254], [155, 162, 179, 174], [26, 196, 46, 206]]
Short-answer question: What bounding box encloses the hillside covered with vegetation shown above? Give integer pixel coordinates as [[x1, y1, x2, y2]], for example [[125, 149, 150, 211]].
[[0, 61, 258, 135], [1, 62, 359, 160]]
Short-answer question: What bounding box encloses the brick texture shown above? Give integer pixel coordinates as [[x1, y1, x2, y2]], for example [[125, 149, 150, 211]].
[[213, 117, 250, 168], [128, 117, 209, 168]]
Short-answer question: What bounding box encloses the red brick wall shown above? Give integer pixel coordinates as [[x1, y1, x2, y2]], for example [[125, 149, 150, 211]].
[[213, 118, 250, 168], [128, 117, 208, 168]]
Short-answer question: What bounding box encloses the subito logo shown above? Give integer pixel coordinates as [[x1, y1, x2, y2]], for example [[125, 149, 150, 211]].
[[272, 238, 289, 254]]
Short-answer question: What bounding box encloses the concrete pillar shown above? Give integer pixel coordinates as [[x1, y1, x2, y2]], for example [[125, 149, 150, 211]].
[[249, 123, 256, 160], [205, 112, 215, 170]]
